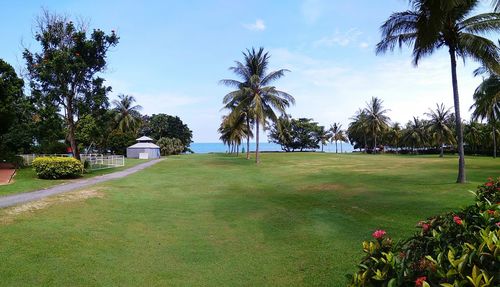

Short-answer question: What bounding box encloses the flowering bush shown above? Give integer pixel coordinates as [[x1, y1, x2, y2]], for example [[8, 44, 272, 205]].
[[347, 177, 500, 287]]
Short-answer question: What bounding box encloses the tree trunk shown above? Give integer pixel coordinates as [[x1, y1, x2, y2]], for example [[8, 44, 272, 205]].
[[66, 99, 80, 160], [440, 143, 444, 158], [493, 124, 497, 159], [340, 142, 343, 153], [363, 135, 367, 153], [321, 143, 324, 152], [246, 117, 250, 160], [449, 48, 466, 183], [236, 144, 239, 157], [373, 131, 377, 154], [335, 140, 338, 153], [255, 118, 260, 164]]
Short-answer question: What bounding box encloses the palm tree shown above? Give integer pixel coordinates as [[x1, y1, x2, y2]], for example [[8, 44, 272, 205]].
[[112, 94, 142, 133], [329, 123, 342, 153], [386, 122, 403, 152], [402, 117, 428, 153], [470, 75, 500, 158], [425, 103, 455, 157], [364, 97, 390, 153], [376, 0, 500, 182], [218, 113, 249, 156], [336, 130, 349, 153], [317, 126, 330, 152], [221, 47, 295, 163], [464, 120, 484, 154], [348, 109, 370, 152]]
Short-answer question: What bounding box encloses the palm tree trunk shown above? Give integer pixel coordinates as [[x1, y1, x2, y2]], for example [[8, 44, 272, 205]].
[[440, 142, 444, 158], [321, 143, 324, 152], [246, 117, 250, 160], [255, 118, 260, 164], [335, 140, 338, 153], [373, 131, 377, 154], [340, 142, 343, 153], [493, 124, 497, 158], [449, 48, 466, 183]]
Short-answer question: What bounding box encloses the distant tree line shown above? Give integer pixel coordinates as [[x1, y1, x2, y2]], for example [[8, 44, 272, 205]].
[[0, 10, 192, 160]]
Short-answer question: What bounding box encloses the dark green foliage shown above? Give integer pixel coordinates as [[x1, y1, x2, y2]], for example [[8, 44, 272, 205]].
[[157, 137, 184, 156], [0, 59, 24, 136], [23, 11, 119, 159], [32, 157, 83, 179], [348, 178, 500, 286], [269, 116, 323, 151], [107, 129, 136, 155], [145, 114, 192, 151]]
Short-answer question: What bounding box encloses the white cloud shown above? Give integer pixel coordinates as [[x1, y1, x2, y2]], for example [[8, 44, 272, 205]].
[[359, 42, 369, 49], [243, 19, 266, 31], [313, 28, 363, 48]]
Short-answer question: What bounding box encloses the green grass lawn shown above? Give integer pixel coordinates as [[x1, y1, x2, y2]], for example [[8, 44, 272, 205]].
[[0, 153, 497, 286], [0, 158, 148, 196]]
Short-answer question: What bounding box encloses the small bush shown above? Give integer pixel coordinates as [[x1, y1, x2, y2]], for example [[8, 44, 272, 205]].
[[347, 177, 500, 287], [157, 137, 184, 156], [32, 157, 83, 179]]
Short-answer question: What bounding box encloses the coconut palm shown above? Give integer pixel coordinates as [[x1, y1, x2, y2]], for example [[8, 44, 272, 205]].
[[329, 123, 342, 153], [470, 75, 500, 158], [221, 47, 295, 163], [364, 97, 390, 153], [464, 120, 484, 154], [402, 117, 428, 153], [376, 0, 500, 182], [112, 94, 142, 133], [386, 122, 403, 152], [218, 113, 249, 156], [336, 130, 349, 153], [317, 126, 330, 152], [348, 109, 370, 152], [425, 103, 455, 157]]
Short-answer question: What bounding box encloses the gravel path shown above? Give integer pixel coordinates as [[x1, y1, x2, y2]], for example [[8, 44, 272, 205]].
[[0, 159, 164, 209]]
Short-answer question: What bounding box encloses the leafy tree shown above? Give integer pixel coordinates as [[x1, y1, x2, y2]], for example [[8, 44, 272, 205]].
[[386, 122, 403, 152], [24, 11, 119, 160], [401, 117, 428, 153], [470, 75, 500, 158], [317, 126, 330, 152], [218, 112, 250, 155], [75, 114, 99, 152], [425, 103, 455, 157], [107, 129, 135, 155], [329, 122, 345, 153], [112, 94, 142, 133], [376, 0, 500, 182], [364, 97, 390, 153], [221, 47, 295, 163], [0, 59, 24, 137], [269, 116, 322, 152], [147, 114, 193, 151], [347, 109, 370, 151]]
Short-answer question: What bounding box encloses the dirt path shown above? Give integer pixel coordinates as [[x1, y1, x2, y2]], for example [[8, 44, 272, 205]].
[[0, 159, 163, 209]]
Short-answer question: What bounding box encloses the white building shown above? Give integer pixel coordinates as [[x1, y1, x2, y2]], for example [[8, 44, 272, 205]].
[[126, 136, 160, 159]]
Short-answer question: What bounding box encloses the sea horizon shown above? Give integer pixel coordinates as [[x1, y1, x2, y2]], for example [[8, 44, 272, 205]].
[[190, 142, 354, 154]]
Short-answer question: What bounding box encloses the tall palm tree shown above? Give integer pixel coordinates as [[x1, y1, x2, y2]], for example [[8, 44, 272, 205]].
[[470, 75, 500, 158], [376, 0, 500, 182], [112, 94, 142, 133], [221, 47, 295, 163], [329, 123, 342, 153], [425, 103, 455, 157], [364, 97, 390, 153]]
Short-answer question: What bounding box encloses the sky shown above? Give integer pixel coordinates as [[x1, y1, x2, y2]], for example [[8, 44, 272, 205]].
[[0, 0, 494, 142]]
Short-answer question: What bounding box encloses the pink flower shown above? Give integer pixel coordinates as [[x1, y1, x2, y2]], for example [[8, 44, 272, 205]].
[[496, 222, 500, 228], [485, 182, 493, 187], [453, 216, 463, 225], [372, 229, 386, 239], [415, 276, 427, 287], [422, 223, 431, 232]]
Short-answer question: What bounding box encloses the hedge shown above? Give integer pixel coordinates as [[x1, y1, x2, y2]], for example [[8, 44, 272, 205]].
[[347, 177, 500, 287], [32, 157, 83, 179]]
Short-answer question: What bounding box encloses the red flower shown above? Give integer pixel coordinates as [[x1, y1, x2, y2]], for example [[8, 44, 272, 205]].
[[372, 229, 386, 239], [453, 216, 463, 225], [496, 222, 500, 228], [415, 276, 427, 287], [485, 182, 493, 187], [487, 210, 495, 215]]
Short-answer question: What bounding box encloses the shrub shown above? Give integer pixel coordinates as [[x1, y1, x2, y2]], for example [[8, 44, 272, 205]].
[[32, 157, 83, 179], [157, 137, 184, 156], [347, 177, 500, 287]]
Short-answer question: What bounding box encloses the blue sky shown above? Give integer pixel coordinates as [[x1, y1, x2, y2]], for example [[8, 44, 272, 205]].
[[1, 0, 493, 142]]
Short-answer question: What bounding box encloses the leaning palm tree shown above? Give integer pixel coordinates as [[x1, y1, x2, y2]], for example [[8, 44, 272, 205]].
[[376, 0, 500, 182], [112, 94, 142, 133], [470, 75, 500, 158], [364, 97, 390, 153], [221, 47, 295, 163], [425, 103, 455, 157]]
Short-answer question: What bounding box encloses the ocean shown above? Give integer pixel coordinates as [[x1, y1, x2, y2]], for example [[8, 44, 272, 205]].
[[189, 142, 354, 154]]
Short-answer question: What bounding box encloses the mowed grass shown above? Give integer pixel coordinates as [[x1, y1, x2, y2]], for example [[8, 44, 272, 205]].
[[0, 158, 149, 196], [0, 153, 497, 286]]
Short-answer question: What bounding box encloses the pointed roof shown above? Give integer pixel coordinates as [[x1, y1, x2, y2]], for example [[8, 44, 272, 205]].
[[136, 136, 153, 142], [128, 142, 160, 149]]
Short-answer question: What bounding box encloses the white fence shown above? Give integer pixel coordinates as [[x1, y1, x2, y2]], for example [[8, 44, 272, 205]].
[[19, 154, 125, 170]]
